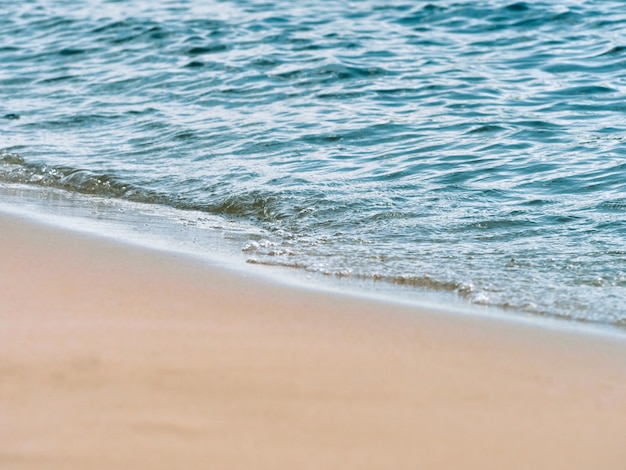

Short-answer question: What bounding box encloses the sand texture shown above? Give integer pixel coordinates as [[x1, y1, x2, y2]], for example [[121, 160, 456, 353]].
[[1, 211, 626, 469]]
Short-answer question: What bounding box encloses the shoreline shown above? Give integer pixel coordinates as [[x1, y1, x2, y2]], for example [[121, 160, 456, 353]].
[[2, 207, 626, 468], [1, 182, 622, 336]]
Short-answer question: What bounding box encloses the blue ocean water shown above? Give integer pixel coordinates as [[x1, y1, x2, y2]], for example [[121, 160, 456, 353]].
[[1, 0, 625, 325]]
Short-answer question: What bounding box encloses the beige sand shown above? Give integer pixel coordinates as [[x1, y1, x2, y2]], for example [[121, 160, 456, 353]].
[[1, 210, 626, 469]]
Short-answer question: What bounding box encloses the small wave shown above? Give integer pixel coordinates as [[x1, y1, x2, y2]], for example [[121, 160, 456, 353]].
[[466, 124, 507, 134], [0, 150, 305, 225], [597, 198, 626, 212], [505, 2, 530, 12], [596, 45, 626, 57], [396, 4, 446, 26], [186, 44, 228, 55], [271, 62, 391, 84], [0, 150, 168, 204], [544, 85, 617, 96]]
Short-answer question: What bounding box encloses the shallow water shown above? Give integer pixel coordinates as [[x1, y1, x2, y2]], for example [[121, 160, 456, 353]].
[[1, 0, 625, 325]]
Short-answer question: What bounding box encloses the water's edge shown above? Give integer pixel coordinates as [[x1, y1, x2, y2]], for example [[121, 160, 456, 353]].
[[2, 182, 624, 339]]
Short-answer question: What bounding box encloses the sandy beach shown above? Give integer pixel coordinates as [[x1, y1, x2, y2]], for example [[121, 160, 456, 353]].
[[1, 209, 626, 469]]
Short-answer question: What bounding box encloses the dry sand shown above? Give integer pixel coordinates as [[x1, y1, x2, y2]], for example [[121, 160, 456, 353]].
[[1, 210, 626, 469]]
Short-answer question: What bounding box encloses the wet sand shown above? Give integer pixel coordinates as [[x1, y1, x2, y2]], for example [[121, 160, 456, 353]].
[[1, 210, 626, 469]]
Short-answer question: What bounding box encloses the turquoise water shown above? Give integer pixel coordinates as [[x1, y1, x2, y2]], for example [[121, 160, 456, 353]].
[[1, 0, 625, 325]]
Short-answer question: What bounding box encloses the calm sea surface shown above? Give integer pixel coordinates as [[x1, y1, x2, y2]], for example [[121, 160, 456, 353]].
[[1, 0, 625, 326]]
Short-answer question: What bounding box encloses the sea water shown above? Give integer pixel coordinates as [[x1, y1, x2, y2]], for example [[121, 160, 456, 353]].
[[1, 0, 625, 326]]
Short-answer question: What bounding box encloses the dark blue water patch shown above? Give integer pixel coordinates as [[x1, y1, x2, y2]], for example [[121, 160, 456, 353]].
[[597, 198, 626, 212], [505, 2, 530, 12], [184, 60, 205, 68], [542, 60, 626, 74], [186, 44, 229, 55], [596, 45, 626, 57], [466, 124, 508, 134], [92, 20, 171, 45], [36, 74, 80, 84], [395, 4, 447, 26]]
